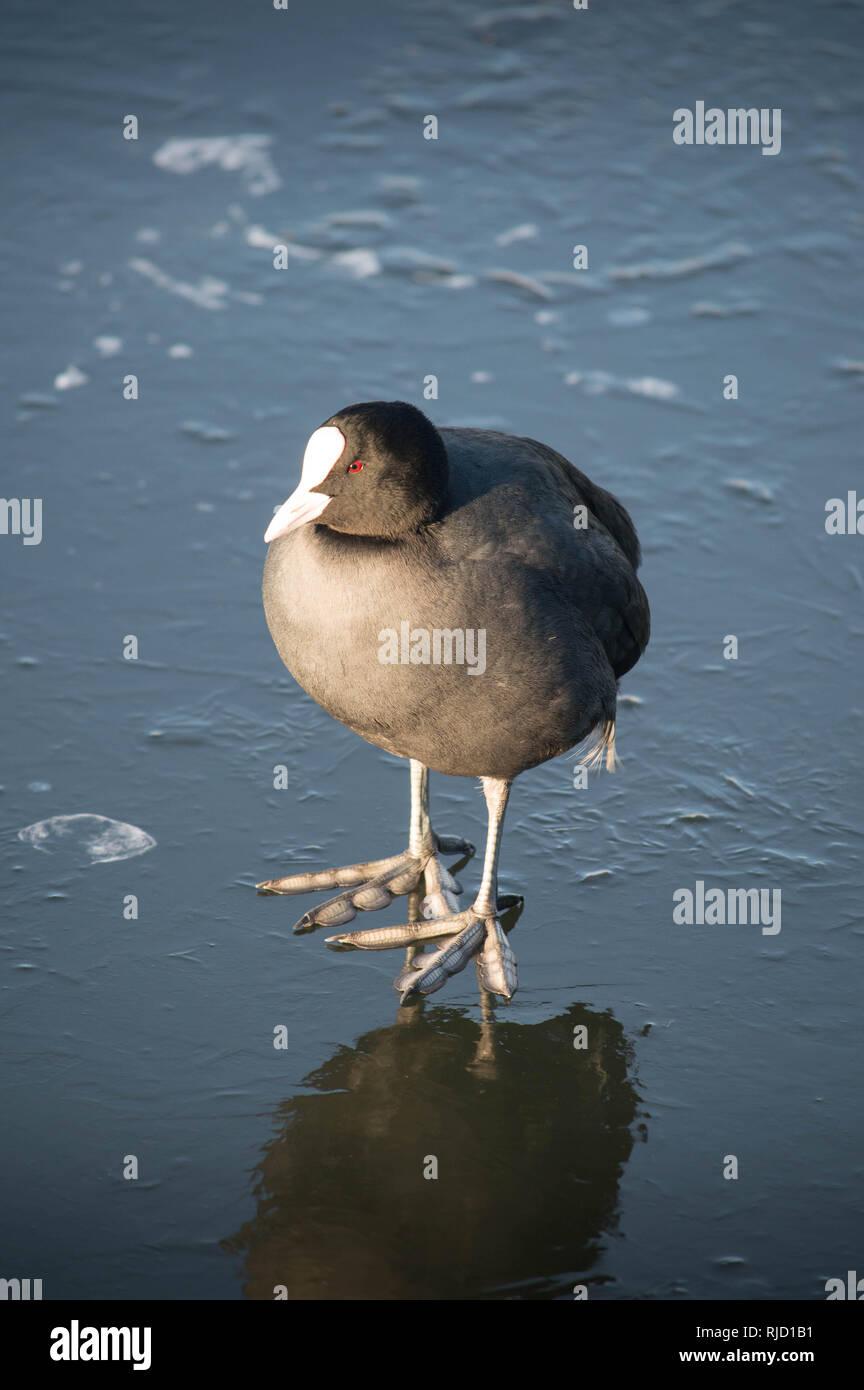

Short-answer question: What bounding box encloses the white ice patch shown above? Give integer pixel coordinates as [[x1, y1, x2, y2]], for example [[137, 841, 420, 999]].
[[494, 223, 538, 247], [153, 135, 281, 196], [626, 375, 680, 401], [423, 273, 476, 290], [245, 224, 279, 248], [262, 235, 322, 261], [93, 336, 123, 357], [54, 365, 89, 391], [565, 369, 683, 404], [488, 268, 553, 300], [330, 247, 381, 278], [18, 813, 156, 864], [380, 247, 456, 277], [245, 225, 323, 261], [607, 242, 752, 283], [128, 258, 228, 310], [691, 299, 760, 318], [726, 477, 774, 504]]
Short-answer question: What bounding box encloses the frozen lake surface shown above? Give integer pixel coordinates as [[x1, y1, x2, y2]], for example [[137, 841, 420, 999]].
[[2, 0, 862, 1299]]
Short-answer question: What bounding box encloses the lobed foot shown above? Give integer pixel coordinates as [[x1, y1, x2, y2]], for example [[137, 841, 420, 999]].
[[257, 835, 474, 935], [328, 901, 519, 1004], [397, 913, 518, 1004]]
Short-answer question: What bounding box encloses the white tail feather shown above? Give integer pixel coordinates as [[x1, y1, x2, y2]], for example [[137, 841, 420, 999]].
[[577, 718, 618, 773]]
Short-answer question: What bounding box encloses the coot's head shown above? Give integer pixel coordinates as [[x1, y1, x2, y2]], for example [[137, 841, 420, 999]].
[[264, 401, 449, 542]]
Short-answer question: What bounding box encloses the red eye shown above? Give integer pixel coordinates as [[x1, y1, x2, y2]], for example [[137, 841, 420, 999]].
[[348, 460, 363, 473]]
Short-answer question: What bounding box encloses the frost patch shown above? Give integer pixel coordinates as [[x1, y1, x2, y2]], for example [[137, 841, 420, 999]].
[[153, 136, 280, 196], [18, 814, 156, 864]]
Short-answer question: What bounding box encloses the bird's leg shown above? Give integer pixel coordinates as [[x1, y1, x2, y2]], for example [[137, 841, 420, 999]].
[[408, 764, 462, 917], [256, 759, 474, 934], [327, 776, 519, 1003]]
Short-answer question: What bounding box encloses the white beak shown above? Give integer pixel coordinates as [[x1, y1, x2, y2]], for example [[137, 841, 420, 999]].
[[264, 487, 331, 541], [264, 425, 345, 543]]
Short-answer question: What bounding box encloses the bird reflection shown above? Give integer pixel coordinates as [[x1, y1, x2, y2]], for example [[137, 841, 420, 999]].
[[223, 988, 642, 1300]]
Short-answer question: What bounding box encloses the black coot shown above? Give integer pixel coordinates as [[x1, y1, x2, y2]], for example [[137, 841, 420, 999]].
[[258, 401, 649, 1002]]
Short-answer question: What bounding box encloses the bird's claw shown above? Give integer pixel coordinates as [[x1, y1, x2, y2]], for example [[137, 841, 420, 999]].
[[257, 838, 474, 934]]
